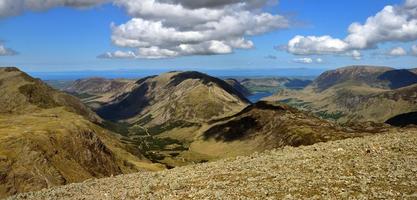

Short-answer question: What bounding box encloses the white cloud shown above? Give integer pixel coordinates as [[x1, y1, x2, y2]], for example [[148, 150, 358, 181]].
[[411, 44, 417, 55], [286, 0, 417, 59], [0, 0, 288, 59], [98, 50, 137, 59], [287, 35, 349, 55], [347, 50, 362, 60], [387, 47, 407, 56], [293, 58, 313, 64], [104, 0, 289, 59], [293, 57, 323, 64], [0, 0, 109, 17], [0, 43, 17, 56]]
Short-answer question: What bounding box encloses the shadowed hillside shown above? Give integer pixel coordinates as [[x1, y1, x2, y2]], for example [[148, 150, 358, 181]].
[[377, 69, 417, 89], [185, 101, 387, 160], [386, 112, 417, 127], [224, 78, 251, 96]]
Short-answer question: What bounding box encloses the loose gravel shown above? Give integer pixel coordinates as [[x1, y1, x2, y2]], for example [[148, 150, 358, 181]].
[[9, 129, 417, 200]]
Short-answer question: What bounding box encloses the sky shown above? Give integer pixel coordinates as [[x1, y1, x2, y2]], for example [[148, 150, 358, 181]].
[[1, 0, 417, 74]]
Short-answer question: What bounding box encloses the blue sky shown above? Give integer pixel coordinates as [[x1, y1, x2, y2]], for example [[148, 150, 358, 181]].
[[1, 0, 416, 73]]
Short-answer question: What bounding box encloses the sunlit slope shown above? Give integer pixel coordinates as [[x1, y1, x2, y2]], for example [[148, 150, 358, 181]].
[[11, 129, 417, 199], [0, 67, 162, 198], [266, 66, 417, 123]]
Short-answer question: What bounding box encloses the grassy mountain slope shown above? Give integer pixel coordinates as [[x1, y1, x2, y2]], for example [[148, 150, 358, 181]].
[[266, 66, 417, 123], [97, 71, 250, 126], [89, 71, 250, 167], [184, 101, 387, 160], [11, 129, 417, 199], [0, 67, 162, 198], [63, 77, 137, 109], [311, 65, 393, 92]]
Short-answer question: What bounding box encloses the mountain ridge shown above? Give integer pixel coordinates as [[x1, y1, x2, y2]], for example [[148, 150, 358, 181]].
[[0, 67, 163, 198], [266, 65, 417, 123]]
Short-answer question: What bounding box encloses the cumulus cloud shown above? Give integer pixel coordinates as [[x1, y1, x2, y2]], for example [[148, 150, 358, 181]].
[[287, 35, 349, 55], [387, 47, 407, 56], [103, 0, 289, 59], [293, 57, 322, 64], [286, 0, 417, 59], [0, 0, 109, 17], [0, 42, 17, 56]]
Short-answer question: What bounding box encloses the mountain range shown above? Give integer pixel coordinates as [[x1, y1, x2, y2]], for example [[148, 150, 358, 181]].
[[59, 70, 391, 167], [266, 65, 417, 123], [2, 65, 417, 198]]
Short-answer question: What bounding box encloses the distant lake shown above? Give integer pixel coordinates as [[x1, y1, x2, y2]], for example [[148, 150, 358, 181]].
[[248, 92, 273, 103]]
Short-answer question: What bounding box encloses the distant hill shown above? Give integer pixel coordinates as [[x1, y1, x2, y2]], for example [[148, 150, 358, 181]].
[[240, 77, 312, 93], [62, 77, 137, 109], [311, 65, 393, 91], [265, 66, 417, 123], [65, 77, 135, 95], [0, 67, 162, 198], [97, 71, 250, 125]]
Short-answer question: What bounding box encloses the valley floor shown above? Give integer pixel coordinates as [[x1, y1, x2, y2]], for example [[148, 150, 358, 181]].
[[9, 129, 417, 200]]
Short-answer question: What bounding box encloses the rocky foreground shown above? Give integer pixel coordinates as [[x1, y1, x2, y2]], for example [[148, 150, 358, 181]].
[[9, 130, 417, 200]]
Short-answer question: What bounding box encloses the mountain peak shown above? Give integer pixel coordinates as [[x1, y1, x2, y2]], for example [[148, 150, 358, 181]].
[[97, 71, 250, 125]]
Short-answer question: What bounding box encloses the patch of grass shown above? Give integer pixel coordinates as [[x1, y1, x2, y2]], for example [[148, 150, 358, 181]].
[[136, 115, 153, 126], [101, 121, 130, 136], [148, 121, 198, 135], [18, 84, 58, 109], [315, 111, 345, 121], [279, 98, 312, 109], [67, 92, 96, 99]]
